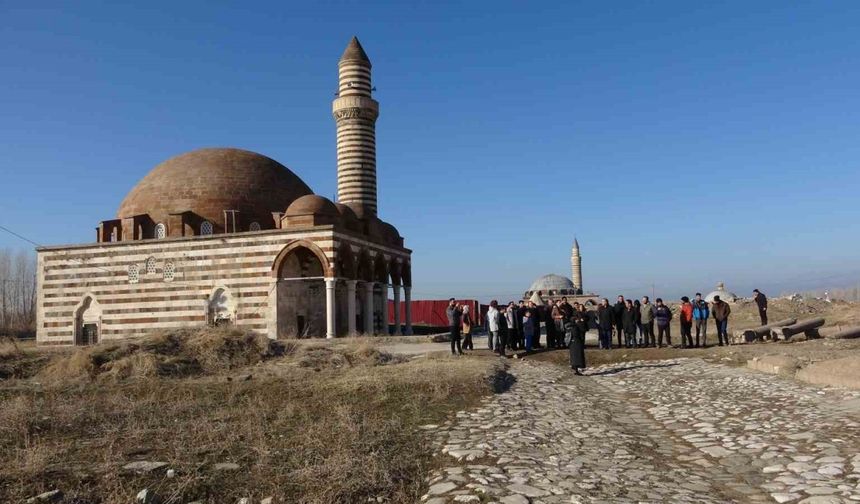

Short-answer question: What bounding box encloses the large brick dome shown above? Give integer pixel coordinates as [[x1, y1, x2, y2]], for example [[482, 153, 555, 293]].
[[117, 148, 313, 230]]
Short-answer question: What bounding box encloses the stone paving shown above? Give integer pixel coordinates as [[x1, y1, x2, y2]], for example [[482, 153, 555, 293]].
[[421, 357, 860, 503]]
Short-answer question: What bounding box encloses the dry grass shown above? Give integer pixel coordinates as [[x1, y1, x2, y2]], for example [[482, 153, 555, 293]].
[[37, 327, 286, 383], [0, 338, 22, 361], [0, 329, 501, 503], [1, 337, 49, 380]]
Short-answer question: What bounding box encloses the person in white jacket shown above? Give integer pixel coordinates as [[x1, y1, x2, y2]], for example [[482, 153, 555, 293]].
[[505, 302, 517, 351], [486, 300, 500, 351]]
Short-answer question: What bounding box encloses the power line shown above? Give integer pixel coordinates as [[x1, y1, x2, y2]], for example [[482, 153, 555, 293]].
[[0, 224, 41, 247]]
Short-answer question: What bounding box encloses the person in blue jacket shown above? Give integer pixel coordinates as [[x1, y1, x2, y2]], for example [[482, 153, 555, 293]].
[[692, 292, 710, 348]]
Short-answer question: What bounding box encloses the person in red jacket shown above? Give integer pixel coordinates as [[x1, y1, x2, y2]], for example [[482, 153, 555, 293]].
[[679, 296, 694, 348]]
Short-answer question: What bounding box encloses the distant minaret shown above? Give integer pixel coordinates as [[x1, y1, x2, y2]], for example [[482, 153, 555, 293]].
[[333, 36, 379, 217], [571, 238, 582, 294]]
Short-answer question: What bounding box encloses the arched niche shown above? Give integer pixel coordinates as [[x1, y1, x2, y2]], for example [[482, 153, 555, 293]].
[[207, 286, 236, 325], [74, 294, 103, 346]]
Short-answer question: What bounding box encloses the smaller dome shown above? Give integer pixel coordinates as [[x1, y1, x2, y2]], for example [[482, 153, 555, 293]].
[[705, 282, 738, 303], [285, 195, 339, 217], [335, 203, 362, 232], [378, 220, 402, 245], [529, 274, 575, 293]]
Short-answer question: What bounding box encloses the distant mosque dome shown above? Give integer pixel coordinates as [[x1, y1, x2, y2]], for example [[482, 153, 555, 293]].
[[529, 274, 575, 293], [524, 274, 580, 299], [705, 282, 738, 303]]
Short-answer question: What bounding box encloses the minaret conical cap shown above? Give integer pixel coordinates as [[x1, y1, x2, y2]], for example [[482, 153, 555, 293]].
[[573, 237, 580, 250], [339, 36, 371, 66]]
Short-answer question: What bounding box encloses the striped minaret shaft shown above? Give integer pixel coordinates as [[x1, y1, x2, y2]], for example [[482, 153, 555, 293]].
[[571, 238, 582, 294], [333, 36, 379, 217]]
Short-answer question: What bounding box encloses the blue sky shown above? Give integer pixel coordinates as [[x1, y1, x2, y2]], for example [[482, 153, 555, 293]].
[[2, 1, 859, 301]]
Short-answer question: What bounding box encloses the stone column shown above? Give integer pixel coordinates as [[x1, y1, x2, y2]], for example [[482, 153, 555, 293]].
[[392, 284, 402, 335], [404, 286, 413, 335], [346, 280, 357, 336], [325, 278, 336, 339], [380, 283, 389, 335], [363, 281, 374, 335]]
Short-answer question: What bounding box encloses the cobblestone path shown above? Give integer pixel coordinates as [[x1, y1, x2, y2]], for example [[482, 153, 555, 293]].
[[422, 358, 860, 504]]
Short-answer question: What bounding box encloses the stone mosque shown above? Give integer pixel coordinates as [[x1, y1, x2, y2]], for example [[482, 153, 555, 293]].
[[524, 239, 600, 305], [35, 37, 413, 345]]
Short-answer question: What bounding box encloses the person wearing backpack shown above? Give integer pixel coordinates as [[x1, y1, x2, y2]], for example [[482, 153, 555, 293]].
[[692, 293, 710, 347]]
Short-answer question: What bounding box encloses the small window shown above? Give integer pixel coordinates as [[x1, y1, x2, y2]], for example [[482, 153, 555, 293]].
[[163, 261, 175, 282], [200, 221, 213, 235], [155, 223, 167, 239], [249, 221, 261, 232], [145, 257, 157, 275], [128, 264, 139, 284]]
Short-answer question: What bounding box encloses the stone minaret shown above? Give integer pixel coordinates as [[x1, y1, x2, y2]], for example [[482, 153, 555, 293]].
[[571, 238, 582, 294], [333, 36, 379, 217]]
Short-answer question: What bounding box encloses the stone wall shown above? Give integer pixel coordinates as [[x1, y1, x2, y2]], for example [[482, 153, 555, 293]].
[[36, 227, 410, 345]]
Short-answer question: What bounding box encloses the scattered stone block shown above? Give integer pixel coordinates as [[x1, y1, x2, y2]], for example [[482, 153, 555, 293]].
[[747, 355, 800, 377], [25, 490, 63, 503], [136, 488, 161, 504], [796, 356, 860, 390], [123, 461, 168, 473]]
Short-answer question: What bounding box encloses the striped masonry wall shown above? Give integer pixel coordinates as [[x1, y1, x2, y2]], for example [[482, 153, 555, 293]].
[[36, 227, 410, 345]]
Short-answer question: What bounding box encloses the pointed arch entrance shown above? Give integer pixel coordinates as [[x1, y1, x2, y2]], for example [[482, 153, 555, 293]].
[[74, 294, 102, 346], [272, 241, 331, 338]]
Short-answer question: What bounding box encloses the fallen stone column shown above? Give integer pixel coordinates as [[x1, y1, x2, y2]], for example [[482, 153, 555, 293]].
[[824, 326, 860, 340], [777, 318, 825, 340], [739, 318, 797, 342]]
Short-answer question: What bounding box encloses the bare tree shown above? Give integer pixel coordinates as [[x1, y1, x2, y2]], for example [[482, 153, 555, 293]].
[[0, 248, 36, 338]]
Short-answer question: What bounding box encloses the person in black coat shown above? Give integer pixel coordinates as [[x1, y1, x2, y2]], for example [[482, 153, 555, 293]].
[[753, 289, 768, 326], [497, 307, 508, 357], [613, 295, 626, 348], [569, 303, 588, 374], [545, 301, 558, 349], [597, 298, 614, 350], [530, 301, 543, 349], [516, 301, 527, 350], [622, 299, 638, 348]]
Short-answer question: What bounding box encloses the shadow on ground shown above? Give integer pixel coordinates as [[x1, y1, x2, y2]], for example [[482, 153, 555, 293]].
[[584, 362, 680, 376]]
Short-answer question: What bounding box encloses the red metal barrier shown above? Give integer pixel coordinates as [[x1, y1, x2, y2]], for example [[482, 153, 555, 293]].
[[387, 299, 482, 328]]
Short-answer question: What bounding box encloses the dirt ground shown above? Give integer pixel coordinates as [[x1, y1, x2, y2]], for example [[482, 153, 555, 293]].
[[0, 330, 501, 504]]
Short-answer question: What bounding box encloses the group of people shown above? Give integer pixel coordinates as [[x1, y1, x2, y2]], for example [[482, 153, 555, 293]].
[[445, 289, 767, 375], [445, 297, 591, 375], [596, 293, 734, 349]]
